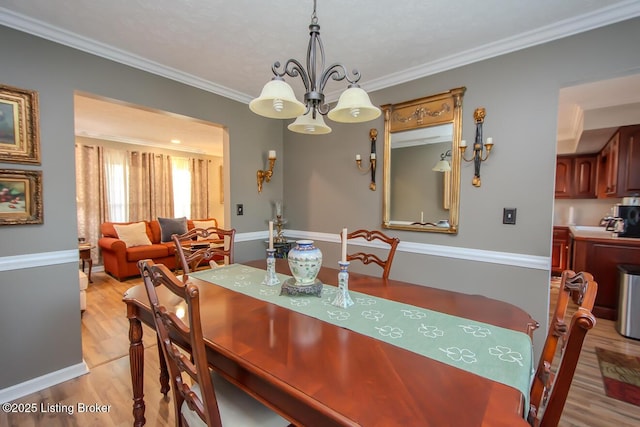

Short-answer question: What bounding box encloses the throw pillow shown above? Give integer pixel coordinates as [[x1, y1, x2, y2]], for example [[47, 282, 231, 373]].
[[192, 219, 218, 241], [113, 222, 152, 247], [158, 217, 188, 242]]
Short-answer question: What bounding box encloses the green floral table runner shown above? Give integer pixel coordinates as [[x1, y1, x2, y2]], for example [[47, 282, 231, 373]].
[[190, 264, 533, 411]]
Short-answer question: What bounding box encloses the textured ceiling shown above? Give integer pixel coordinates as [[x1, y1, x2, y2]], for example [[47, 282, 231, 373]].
[[2, 0, 640, 154]]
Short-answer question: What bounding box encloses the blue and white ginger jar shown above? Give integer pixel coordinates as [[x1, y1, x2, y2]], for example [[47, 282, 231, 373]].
[[287, 240, 322, 285]]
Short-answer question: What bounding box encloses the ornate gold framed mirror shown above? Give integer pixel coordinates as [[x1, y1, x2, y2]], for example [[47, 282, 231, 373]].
[[382, 87, 465, 234]]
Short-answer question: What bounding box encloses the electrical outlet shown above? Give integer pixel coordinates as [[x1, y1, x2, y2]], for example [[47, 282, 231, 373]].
[[503, 208, 517, 225], [236, 204, 244, 216]]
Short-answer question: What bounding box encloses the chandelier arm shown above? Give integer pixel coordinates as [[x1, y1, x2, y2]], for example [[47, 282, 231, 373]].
[[307, 30, 324, 94], [272, 59, 311, 93], [318, 63, 361, 91], [315, 103, 331, 115]]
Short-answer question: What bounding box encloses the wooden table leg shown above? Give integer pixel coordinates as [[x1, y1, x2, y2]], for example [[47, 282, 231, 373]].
[[127, 305, 146, 427], [156, 335, 170, 396], [86, 258, 93, 282]]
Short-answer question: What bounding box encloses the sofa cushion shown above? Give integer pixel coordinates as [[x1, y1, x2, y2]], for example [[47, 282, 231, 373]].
[[192, 219, 219, 241], [113, 222, 153, 247], [158, 217, 188, 242], [125, 244, 170, 262]]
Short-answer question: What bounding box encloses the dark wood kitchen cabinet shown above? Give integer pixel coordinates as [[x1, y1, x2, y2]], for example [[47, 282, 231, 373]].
[[555, 155, 597, 198], [551, 226, 570, 275], [571, 236, 640, 320], [555, 157, 573, 198], [597, 124, 640, 198]]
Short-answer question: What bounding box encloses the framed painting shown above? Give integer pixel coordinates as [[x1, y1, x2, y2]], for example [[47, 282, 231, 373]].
[[0, 169, 43, 225], [0, 84, 41, 164]]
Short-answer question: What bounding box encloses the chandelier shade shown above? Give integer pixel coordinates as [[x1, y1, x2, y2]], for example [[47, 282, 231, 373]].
[[288, 111, 332, 134], [250, 0, 380, 133], [432, 159, 452, 172], [327, 86, 381, 123], [432, 150, 453, 172], [249, 78, 305, 119]]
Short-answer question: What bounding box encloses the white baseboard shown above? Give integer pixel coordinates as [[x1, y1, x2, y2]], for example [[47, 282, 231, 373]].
[[0, 361, 89, 404]]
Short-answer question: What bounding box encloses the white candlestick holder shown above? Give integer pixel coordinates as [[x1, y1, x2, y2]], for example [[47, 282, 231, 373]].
[[262, 249, 280, 286], [332, 261, 354, 308]]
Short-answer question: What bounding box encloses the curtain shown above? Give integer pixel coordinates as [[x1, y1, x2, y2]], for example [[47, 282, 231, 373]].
[[150, 154, 174, 219], [127, 151, 174, 221], [75, 144, 107, 264], [190, 158, 210, 219], [76, 143, 214, 253]]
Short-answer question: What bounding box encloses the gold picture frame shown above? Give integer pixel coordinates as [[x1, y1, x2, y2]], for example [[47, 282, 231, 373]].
[[0, 84, 41, 164], [0, 169, 43, 225]]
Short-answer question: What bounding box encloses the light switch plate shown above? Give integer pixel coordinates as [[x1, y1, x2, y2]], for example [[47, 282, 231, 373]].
[[503, 208, 517, 225]]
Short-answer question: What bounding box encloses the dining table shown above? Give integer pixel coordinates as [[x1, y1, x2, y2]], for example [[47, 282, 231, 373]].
[[123, 259, 538, 427]]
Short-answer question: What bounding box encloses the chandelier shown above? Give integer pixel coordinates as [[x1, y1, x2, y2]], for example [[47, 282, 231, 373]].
[[249, 0, 381, 134]]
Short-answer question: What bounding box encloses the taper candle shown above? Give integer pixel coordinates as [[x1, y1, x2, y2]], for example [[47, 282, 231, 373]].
[[341, 228, 348, 263], [268, 221, 274, 250]]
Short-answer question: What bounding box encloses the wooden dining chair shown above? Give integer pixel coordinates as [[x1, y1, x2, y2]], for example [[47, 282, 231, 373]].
[[528, 270, 598, 427], [173, 227, 236, 275], [138, 260, 290, 427], [344, 229, 400, 279]]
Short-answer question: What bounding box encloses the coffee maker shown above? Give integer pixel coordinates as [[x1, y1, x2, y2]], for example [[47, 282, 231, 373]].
[[610, 199, 640, 238]]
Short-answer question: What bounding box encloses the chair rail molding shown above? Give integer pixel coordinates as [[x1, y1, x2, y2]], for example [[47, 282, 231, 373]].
[[0, 232, 549, 272], [280, 229, 549, 270], [0, 249, 78, 272]]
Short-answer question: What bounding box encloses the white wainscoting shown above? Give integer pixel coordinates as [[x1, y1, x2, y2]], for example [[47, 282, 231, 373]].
[[283, 229, 550, 271], [0, 232, 549, 273]]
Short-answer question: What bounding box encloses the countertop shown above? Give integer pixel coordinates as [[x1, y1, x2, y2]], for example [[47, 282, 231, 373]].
[[559, 225, 640, 246]]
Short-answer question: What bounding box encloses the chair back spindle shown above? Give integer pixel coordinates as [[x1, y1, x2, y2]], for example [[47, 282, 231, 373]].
[[173, 227, 236, 276], [344, 229, 399, 279], [528, 270, 598, 427]]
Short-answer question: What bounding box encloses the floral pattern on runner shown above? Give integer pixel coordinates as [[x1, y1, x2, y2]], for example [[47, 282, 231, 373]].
[[189, 264, 534, 412]]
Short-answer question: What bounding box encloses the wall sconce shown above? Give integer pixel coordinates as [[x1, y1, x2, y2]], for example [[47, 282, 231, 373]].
[[460, 107, 493, 187], [257, 150, 276, 193], [355, 128, 377, 191], [432, 150, 452, 172]]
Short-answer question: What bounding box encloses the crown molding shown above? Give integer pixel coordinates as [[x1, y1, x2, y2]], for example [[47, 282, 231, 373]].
[[0, 7, 253, 104], [360, 0, 640, 95], [2, 2, 640, 104]]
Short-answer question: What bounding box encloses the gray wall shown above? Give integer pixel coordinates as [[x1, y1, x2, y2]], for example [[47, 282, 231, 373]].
[[1, 17, 639, 394], [284, 18, 640, 357], [0, 25, 284, 390]]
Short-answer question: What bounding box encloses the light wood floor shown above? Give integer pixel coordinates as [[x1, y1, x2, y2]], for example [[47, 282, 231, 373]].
[[2, 272, 640, 426]]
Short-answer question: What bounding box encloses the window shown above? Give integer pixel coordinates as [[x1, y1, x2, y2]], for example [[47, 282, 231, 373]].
[[172, 157, 192, 218], [103, 149, 128, 222]]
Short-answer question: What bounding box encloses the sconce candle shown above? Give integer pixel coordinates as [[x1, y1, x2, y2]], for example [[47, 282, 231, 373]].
[[460, 108, 492, 187], [257, 150, 277, 193], [341, 228, 348, 263], [355, 129, 378, 191]]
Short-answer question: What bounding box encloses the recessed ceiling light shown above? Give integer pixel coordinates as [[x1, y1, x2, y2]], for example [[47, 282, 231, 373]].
[[170, 139, 181, 144]]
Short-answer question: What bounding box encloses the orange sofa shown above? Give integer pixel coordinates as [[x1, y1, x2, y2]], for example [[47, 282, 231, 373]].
[[99, 218, 217, 280]]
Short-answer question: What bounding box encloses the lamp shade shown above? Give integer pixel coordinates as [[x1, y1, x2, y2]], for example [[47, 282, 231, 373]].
[[432, 159, 451, 172], [288, 112, 332, 134], [327, 87, 381, 123], [249, 79, 306, 119]]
